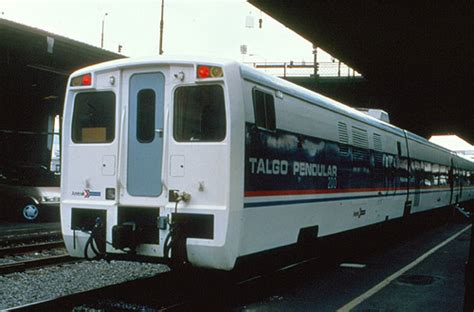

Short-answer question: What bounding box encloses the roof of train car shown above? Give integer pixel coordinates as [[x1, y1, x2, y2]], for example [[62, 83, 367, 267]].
[[239, 65, 458, 155], [69, 56, 465, 161], [69, 55, 235, 75], [457, 156, 474, 170]]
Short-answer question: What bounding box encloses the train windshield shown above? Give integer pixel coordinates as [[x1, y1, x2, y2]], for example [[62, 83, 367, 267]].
[[71, 91, 116, 143], [173, 85, 226, 142]]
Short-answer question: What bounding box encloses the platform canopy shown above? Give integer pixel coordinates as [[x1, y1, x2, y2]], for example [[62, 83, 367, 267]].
[[0, 18, 124, 166], [249, 1, 474, 143]]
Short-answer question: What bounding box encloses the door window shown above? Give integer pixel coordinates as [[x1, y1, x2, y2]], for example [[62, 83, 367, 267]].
[[137, 89, 156, 143]]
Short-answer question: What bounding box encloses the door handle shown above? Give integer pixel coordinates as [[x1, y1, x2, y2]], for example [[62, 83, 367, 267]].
[[155, 129, 164, 138]]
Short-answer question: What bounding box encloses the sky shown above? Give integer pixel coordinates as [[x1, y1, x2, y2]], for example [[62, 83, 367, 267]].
[[1, 0, 334, 63]]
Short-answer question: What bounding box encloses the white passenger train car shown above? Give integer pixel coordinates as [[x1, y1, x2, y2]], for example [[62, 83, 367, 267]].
[[61, 56, 474, 270]]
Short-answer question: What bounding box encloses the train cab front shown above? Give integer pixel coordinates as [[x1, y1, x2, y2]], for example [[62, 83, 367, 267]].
[[61, 58, 240, 270]]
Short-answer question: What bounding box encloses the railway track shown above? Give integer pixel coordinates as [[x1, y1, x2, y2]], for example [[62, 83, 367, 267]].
[[7, 258, 327, 311], [0, 240, 78, 275], [4, 252, 324, 311], [0, 229, 62, 247], [0, 254, 76, 275], [0, 240, 65, 257], [8, 271, 179, 311]]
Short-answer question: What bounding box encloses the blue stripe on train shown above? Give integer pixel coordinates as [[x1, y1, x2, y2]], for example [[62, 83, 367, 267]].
[[244, 193, 402, 208], [243, 188, 452, 208]]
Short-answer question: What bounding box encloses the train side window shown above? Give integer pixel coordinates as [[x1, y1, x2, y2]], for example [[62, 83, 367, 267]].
[[173, 85, 226, 142], [253, 89, 276, 131], [432, 163, 439, 186], [137, 89, 155, 143], [439, 165, 448, 186]]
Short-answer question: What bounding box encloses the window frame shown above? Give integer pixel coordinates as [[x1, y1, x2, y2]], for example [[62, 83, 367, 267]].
[[71, 91, 116, 144], [136, 88, 156, 144], [252, 87, 276, 132], [172, 84, 227, 143]]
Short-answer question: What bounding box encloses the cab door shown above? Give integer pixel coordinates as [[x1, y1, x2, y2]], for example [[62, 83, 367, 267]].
[[124, 72, 165, 200]]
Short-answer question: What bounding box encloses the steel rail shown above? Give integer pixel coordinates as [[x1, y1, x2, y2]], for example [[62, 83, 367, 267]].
[[0, 254, 75, 275], [0, 230, 62, 246], [0, 240, 64, 257]]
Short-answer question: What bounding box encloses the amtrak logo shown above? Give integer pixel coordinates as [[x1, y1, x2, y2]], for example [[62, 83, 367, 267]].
[[71, 189, 101, 198]]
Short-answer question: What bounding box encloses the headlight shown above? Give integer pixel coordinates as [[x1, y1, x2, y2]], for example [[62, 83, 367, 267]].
[[42, 196, 60, 202]]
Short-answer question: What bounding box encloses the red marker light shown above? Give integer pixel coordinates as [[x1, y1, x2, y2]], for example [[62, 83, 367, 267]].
[[71, 73, 92, 86], [82, 74, 92, 86], [197, 65, 210, 79], [196, 65, 224, 79]]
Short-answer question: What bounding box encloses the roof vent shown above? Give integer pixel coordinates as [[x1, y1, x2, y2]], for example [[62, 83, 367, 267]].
[[356, 108, 390, 123]]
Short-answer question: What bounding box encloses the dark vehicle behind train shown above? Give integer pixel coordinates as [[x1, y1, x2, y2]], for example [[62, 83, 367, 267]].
[[0, 162, 60, 222]]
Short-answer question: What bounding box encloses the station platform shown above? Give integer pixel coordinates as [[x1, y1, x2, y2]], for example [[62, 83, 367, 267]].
[[346, 223, 472, 311], [234, 208, 474, 312]]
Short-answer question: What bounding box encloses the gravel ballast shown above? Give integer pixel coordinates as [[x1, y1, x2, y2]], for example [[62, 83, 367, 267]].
[[0, 260, 170, 310]]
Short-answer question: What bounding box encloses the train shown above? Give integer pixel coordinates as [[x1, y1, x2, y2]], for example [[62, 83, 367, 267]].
[[60, 56, 474, 270]]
